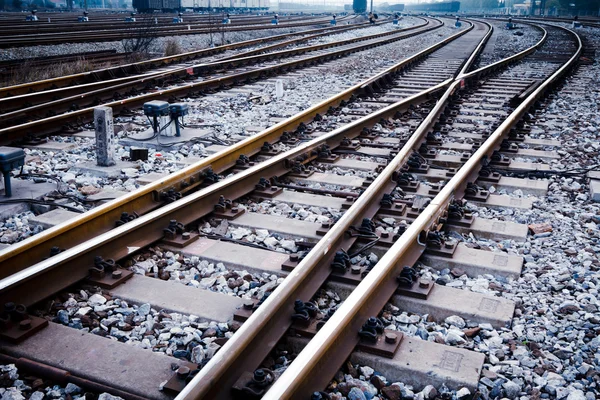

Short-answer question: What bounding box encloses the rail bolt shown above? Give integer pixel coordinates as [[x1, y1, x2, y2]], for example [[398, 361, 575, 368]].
[[385, 332, 398, 344], [419, 279, 430, 289], [19, 319, 32, 330], [351, 265, 362, 275], [177, 366, 190, 379], [112, 270, 122, 279]]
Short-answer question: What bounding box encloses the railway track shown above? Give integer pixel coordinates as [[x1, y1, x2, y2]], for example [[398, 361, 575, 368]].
[[0, 18, 400, 109], [0, 18, 585, 400], [0, 16, 366, 97], [0, 15, 338, 48], [0, 17, 442, 143]]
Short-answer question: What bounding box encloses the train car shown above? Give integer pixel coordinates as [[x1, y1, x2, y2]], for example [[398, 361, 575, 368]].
[[405, 1, 460, 13], [136, 0, 267, 12], [388, 3, 404, 11]]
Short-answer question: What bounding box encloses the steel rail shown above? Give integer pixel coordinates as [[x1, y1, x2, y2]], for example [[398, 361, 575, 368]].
[[172, 20, 498, 400], [263, 23, 580, 399], [0, 20, 475, 300], [0, 17, 373, 97], [0, 17, 336, 48], [0, 19, 418, 114], [458, 19, 548, 79], [0, 14, 313, 35], [0, 19, 444, 142]]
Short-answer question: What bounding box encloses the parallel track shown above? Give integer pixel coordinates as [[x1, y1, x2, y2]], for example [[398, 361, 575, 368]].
[[0, 18, 584, 400]]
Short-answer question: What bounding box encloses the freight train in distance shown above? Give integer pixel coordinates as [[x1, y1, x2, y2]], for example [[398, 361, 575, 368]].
[[404, 1, 460, 13], [133, 0, 270, 13]]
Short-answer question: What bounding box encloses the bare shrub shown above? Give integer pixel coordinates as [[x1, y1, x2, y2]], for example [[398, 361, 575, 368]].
[[121, 17, 158, 57], [164, 39, 182, 57]]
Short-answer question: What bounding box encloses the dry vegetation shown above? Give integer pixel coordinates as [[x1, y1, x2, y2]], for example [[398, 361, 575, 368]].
[[1, 58, 109, 87]]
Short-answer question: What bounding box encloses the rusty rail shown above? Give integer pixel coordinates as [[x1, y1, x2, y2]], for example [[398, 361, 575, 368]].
[[0, 16, 372, 97], [0, 19, 442, 142], [262, 23, 580, 400], [0, 19, 422, 116]]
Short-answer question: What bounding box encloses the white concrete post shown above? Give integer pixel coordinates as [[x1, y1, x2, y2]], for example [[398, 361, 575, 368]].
[[94, 106, 116, 167]]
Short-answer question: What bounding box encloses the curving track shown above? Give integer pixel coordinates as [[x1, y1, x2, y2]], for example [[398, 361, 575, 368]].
[[0, 17, 587, 400]]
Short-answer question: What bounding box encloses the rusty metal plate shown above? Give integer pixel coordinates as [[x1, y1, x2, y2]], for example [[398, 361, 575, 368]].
[[477, 173, 501, 183], [317, 155, 340, 163], [252, 186, 283, 199], [398, 181, 420, 192], [233, 299, 259, 323], [356, 329, 404, 358], [162, 232, 200, 248], [163, 361, 199, 395], [396, 279, 433, 299], [464, 189, 490, 202], [288, 170, 314, 178], [446, 214, 474, 228], [424, 241, 457, 258], [378, 201, 406, 216], [86, 268, 134, 289], [214, 207, 245, 220], [0, 316, 48, 344]]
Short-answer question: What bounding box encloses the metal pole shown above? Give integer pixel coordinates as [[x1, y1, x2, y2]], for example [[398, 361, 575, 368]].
[[370, 0, 372, 13]]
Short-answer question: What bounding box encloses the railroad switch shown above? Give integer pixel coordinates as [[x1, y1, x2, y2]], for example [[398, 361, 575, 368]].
[[357, 317, 403, 358], [87, 256, 133, 289], [0, 302, 48, 343], [0, 147, 25, 197]]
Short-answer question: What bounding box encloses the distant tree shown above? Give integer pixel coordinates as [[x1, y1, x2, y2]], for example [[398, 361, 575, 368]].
[[12, 0, 22, 8]]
